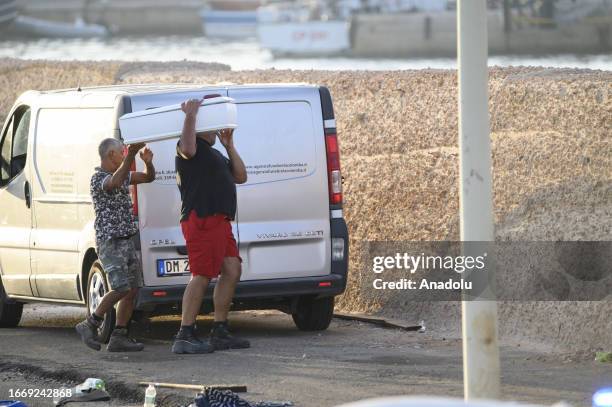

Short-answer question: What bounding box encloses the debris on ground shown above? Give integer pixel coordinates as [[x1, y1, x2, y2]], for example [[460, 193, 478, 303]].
[[187, 388, 292, 407], [53, 377, 110, 406], [418, 320, 427, 333], [139, 382, 248, 393], [333, 313, 422, 331], [595, 351, 612, 363]]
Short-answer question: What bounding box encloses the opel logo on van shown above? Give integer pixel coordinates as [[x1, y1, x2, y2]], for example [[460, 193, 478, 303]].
[[150, 239, 176, 246]]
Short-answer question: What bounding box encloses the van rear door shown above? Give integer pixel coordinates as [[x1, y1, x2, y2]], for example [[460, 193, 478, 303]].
[[228, 86, 331, 281], [127, 88, 229, 287]]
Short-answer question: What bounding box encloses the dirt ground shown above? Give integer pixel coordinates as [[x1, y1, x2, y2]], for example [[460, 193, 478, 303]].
[[0, 304, 609, 407]]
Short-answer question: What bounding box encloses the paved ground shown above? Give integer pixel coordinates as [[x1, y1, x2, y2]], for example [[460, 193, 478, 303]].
[[0, 304, 610, 407]]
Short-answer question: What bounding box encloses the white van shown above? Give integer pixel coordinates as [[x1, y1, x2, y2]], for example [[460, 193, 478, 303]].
[[0, 84, 349, 341]]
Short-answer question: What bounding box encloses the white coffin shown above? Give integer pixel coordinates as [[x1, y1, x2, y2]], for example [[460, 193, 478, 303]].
[[119, 97, 238, 144]]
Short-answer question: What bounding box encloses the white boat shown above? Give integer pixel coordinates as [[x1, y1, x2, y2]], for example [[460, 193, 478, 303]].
[[257, 2, 351, 56], [9, 15, 109, 38], [0, 0, 17, 30], [257, 20, 350, 56], [200, 8, 258, 39], [382, 0, 447, 12], [119, 97, 238, 144]]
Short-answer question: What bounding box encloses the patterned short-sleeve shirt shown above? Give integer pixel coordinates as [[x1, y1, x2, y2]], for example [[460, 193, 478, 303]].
[[90, 167, 138, 243]]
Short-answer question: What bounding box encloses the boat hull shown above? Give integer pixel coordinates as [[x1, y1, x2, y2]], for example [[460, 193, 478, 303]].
[[200, 9, 258, 39], [7, 15, 108, 38], [0, 0, 17, 30], [257, 20, 350, 56]]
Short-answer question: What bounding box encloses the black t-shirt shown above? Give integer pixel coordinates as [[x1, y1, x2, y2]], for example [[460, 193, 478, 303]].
[[176, 137, 236, 222]]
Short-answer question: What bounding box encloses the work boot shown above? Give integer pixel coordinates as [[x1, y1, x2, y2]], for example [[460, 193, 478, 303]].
[[75, 317, 102, 351], [209, 321, 250, 350], [106, 328, 144, 352], [172, 325, 214, 354]]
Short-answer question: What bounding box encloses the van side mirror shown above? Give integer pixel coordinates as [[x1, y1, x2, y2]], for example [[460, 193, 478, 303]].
[[0, 157, 9, 187]]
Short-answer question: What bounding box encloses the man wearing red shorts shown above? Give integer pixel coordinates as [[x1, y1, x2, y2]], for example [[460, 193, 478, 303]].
[[172, 97, 250, 354]]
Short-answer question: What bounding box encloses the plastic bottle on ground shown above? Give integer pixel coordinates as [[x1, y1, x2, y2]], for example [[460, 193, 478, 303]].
[[143, 384, 156, 407]]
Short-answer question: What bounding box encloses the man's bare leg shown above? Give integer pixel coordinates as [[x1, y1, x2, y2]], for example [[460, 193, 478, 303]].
[[213, 257, 241, 322], [181, 275, 209, 326], [115, 288, 138, 326], [93, 290, 128, 319], [209, 257, 250, 349]]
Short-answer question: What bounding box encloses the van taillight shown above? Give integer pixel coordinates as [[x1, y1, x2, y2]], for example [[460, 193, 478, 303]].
[[130, 159, 138, 217], [325, 133, 342, 205]]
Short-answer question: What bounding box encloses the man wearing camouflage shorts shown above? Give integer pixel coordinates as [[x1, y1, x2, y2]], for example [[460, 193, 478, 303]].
[[75, 138, 155, 352]]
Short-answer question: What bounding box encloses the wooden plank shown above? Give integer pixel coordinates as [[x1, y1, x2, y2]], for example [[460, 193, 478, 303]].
[[138, 382, 247, 393], [333, 312, 422, 331]]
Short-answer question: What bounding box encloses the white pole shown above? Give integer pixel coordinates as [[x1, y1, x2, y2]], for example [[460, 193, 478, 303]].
[[457, 0, 501, 400]]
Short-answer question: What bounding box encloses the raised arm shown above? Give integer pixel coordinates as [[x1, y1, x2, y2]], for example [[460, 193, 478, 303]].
[[104, 143, 144, 191], [178, 98, 204, 159], [218, 128, 247, 184], [130, 146, 156, 185]]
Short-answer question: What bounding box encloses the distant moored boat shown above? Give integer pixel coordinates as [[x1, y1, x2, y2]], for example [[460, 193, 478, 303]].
[[8, 15, 109, 38], [0, 0, 18, 29], [200, 8, 258, 39], [200, 0, 261, 39], [257, 1, 351, 57]]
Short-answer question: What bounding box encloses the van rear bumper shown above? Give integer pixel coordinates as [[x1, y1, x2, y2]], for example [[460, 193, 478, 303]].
[[137, 218, 349, 313], [136, 273, 346, 311]]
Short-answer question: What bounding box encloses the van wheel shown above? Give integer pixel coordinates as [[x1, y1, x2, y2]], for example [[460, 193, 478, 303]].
[[0, 284, 23, 328], [292, 296, 334, 331], [86, 260, 115, 344]]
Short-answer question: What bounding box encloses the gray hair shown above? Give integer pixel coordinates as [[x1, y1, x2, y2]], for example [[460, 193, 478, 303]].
[[98, 138, 123, 159]]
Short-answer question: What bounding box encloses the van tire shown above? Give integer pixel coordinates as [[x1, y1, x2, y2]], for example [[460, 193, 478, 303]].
[[86, 261, 116, 344], [0, 284, 23, 328], [292, 296, 334, 331]]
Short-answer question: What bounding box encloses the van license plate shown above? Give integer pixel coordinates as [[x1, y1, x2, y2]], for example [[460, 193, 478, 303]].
[[157, 258, 190, 276]]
